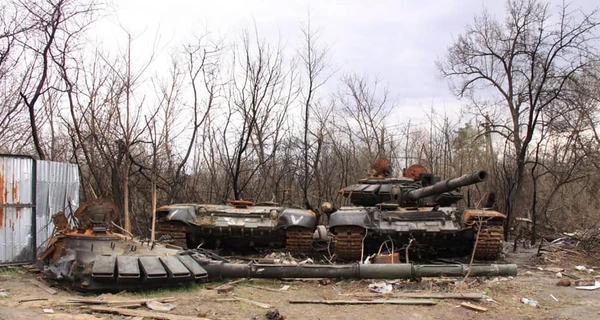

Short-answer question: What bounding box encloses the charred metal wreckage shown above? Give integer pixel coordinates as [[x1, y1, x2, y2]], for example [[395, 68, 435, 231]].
[[38, 197, 515, 292]]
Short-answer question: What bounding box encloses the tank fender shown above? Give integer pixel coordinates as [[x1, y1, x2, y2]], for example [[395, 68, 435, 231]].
[[461, 209, 506, 223], [328, 208, 371, 230], [277, 208, 318, 229]]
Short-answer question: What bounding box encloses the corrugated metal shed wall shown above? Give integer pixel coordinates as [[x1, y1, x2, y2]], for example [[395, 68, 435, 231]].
[[0, 155, 80, 265], [0, 155, 35, 264], [36, 160, 79, 250]]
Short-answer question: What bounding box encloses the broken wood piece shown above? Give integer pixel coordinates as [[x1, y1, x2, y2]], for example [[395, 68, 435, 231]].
[[289, 299, 437, 305], [87, 306, 210, 320], [460, 302, 488, 312], [18, 297, 49, 303], [216, 285, 234, 293], [562, 272, 581, 280], [67, 297, 176, 305], [212, 278, 246, 292], [234, 296, 273, 309], [245, 285, 289, 293], [28, 279, 57, 295]]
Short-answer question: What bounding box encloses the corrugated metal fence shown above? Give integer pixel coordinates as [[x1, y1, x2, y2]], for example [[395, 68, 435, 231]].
[[0, 155, 79, 265]]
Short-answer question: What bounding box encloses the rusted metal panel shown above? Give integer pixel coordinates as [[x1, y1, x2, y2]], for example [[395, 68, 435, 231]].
[[0, 155, 79, 265], [35, 160, 79, 250], [0, 155, 35, 264]]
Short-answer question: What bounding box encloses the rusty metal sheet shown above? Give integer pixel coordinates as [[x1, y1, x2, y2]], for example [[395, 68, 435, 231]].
[[0, 155, 35, 265], [35, 160, 79, 250]]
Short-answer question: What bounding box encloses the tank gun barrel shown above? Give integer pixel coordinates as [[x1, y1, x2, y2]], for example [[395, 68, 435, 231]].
[[406, 171, 488, 200], [198, 259, 517, 280]]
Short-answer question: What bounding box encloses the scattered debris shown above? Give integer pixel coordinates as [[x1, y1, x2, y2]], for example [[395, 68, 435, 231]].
[[546, 267, 565, 273], [29, 279, 57, 295], [42, 308, 55, 314], [86, 306, 210, 320], [0, 290, 8, 298], [520, 298, 539, 308], [575, 266, 588, 272], [265, 308, 285, 320], [550, 294, 559, 302], [555, 272, 563, 278], [575, 279, 596, 287], [234, 296, 273, 309], [368, 282, 393, 294], [279, 285, 290, 291], [146, 300, 176, 312], [460, 302, 488, 312], [576, 281, 600, 290], [289, 299, 437, 305], [556, 279, 571, 287]]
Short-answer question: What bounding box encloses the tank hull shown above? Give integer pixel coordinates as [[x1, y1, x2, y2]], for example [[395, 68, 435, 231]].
[[156, 204, 318, 252], [329, 206, 506, 261]]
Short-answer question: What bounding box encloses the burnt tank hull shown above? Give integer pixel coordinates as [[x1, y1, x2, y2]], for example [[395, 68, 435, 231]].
[[330, 168, 506, 261], [156, 202, 318, 253]]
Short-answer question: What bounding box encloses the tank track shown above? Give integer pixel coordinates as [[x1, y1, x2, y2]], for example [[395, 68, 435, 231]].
[[473, 225, 504, 260], [285, 227, 314, 253], [334, 226, 365, 261]]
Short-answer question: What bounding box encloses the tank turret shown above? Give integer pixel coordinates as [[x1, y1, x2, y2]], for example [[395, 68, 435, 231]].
[[339, 169, 487, 207]]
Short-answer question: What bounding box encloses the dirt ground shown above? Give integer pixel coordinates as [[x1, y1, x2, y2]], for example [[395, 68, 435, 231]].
[[1, 246, 599, 320]]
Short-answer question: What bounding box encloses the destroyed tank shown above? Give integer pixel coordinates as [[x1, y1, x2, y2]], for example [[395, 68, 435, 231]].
[[326, 160, 506, 261], [156, 200, 319, 253], [37, 199, 211, 291], [37, 200, 517, 292]]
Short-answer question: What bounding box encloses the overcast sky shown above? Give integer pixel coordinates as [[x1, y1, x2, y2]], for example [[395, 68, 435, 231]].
[[94, 0, 597, 125]]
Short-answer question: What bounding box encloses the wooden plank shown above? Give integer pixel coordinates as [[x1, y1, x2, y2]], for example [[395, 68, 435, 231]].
[[234, 296, 273, 309], [18, 298, 49, 303], [289, 299, 437, 305], [343, 292, 483, 300], [86, 306, 210, 320], [460, 302, 488, 312], [28, 279, 57, 295]]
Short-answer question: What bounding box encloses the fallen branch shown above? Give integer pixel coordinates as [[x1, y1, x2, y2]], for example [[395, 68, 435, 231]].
[[86, 306, 209, 320], [289, 299, 436, 305]]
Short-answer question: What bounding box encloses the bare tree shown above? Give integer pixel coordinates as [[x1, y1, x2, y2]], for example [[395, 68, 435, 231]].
[[220, 30, 298, 200], [438, 0, 600, 233], [298, 16, 334, 209]]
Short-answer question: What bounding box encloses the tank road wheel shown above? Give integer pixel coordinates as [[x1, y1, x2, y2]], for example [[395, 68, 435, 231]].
[[286, 227, 313, 254], [334, 226, 365, 261], [473, 225, 504, 260]]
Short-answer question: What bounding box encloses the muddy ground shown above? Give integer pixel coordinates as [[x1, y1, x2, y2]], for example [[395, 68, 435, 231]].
[[1, 246, 599, 320]]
